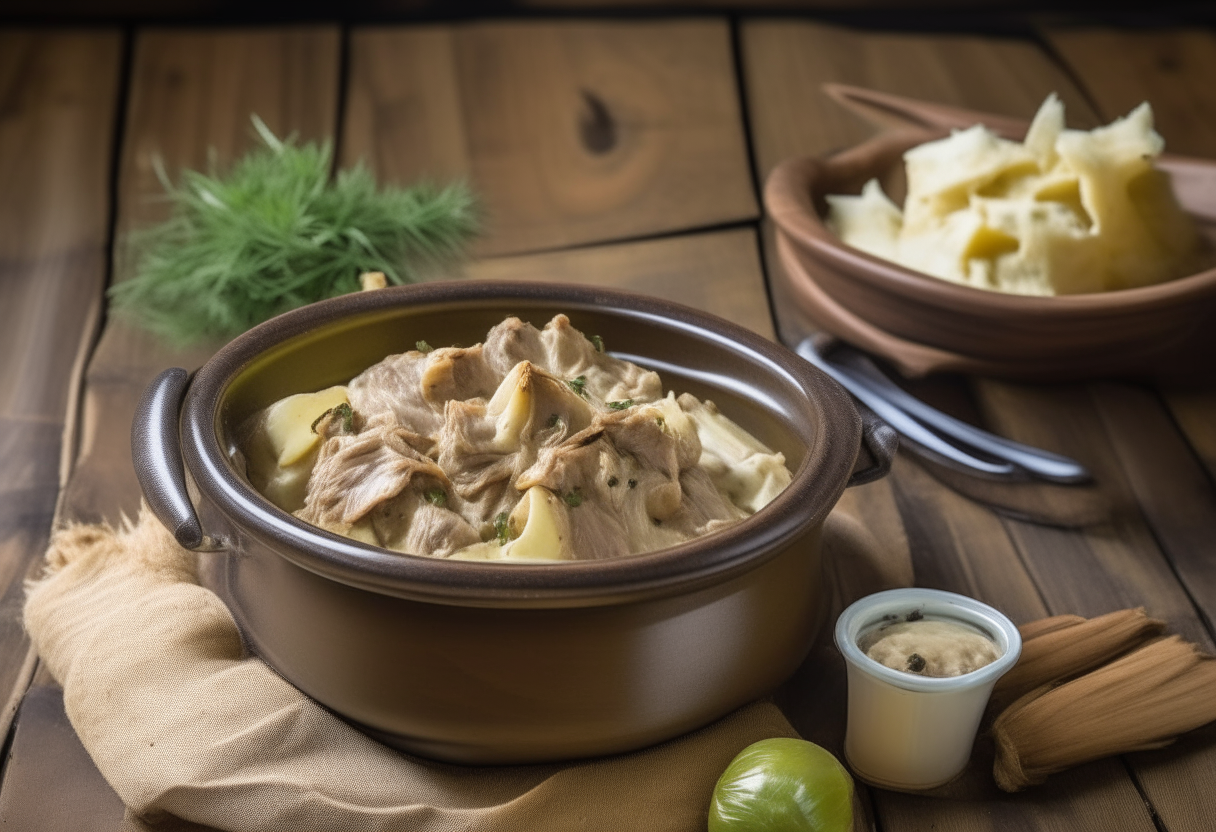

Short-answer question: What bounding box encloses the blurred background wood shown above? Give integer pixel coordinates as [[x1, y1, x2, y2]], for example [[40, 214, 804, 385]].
[[0, 28, 122, 749], [3, 10, 1216, 832], [58, 27, 342, 529], [740, 18, 1216, 830], [342, 21, 756, 256]]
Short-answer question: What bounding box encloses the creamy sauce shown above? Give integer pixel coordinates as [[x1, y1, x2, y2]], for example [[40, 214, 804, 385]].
[[236, 315, 793, 562], [859, 615, 1001, 678]]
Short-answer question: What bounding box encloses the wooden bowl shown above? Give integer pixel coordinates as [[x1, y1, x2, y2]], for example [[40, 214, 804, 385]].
[[765, 127, 1216, 380]]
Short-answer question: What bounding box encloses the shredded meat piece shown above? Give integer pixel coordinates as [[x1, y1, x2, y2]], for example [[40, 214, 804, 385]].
[[298, 414, 449, 530], [242, 314, 790, 561], [370, 496, 481, 557], [347, 349, 443, 437]]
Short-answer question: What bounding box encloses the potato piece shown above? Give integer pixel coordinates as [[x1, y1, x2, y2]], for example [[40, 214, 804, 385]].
[[825, 179, 903, 261], [264, 386, 350, 466], [504, 486, 570, 561]]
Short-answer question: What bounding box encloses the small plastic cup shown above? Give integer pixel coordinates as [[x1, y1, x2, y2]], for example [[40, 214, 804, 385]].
[[834, 588, 1021, 791]]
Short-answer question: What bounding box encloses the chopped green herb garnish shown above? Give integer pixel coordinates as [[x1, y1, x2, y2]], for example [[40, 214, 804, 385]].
[[416, 340, 433, 353], [567, 375, 588, 397], [311, 402, 355, 435], [628, 479, 638, 489], [590, 334, 604, 353], [424, 488, 447, 507], [493, 512, 510, 546], [547, 413, 562, 429], [564, 488, 584, 508], [607, 476, 619, 488], [607, 399, 633, 410], [655, 415, 666, 429]]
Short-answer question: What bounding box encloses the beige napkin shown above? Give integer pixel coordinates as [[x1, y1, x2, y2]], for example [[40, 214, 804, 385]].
[[24, 507, 813, 832]]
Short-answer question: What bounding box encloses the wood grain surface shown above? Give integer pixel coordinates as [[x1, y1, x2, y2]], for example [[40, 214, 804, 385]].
[[741, 18, 1213, 831], [4, 13, 1216, 832], [1043, 27, 1216, 160], [0, 30, 122, 747], [341, 21, 757, 257], [1032, 27, 1216, 830], [59, 27, 342, 528], [464, 227, 775, 338]]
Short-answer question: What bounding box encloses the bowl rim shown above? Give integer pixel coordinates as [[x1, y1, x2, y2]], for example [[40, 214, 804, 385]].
[[765, 128, 1216, 319], [181, 280, 862, 607]]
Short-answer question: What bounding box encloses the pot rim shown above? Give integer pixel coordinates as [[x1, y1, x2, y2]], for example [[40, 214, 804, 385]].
[[181, 280, 861, 606]]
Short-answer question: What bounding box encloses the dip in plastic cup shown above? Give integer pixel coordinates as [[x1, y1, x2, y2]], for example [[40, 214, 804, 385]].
[[835, 588, 1021, 791]]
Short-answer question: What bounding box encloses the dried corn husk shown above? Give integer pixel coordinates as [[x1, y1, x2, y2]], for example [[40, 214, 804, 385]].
[[1016, 613, 1085, 641], [988, 608, 1165, 714], [993, 635, 1216, 792]]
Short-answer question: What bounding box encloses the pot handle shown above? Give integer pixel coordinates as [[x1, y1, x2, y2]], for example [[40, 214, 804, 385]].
[[132, 367, 209, 549], [846, 404, 898, 487]]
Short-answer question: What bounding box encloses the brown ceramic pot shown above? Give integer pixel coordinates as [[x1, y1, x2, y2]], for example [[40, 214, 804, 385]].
[[133, 281, 892, 764], [765, 128, 1216, 380]]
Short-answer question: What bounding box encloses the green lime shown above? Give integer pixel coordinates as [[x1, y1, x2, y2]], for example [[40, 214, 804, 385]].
[[709, 738, 854, 832]]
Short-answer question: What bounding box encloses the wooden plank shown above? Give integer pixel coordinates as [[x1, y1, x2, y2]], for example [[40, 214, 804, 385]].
[[742, 20, 1100, 182], [58, 26, 342, 527], [1043, 28, 1216, 160], [0, 686, 126, 831], [1042, 27, 1216, 491], [464, 226, 776, 339], [0, 29, 122, 747], [1029, 30, 1216, 831], [740, 19, 1182, 831], [973, 378, 1216, 832], [341, 21, 757, 257], [0, 25, 343, 831], [742, 20, 1100, 346]]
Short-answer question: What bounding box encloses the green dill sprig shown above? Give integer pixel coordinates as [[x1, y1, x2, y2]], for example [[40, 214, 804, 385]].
[[424, 488, 447, 507], [590, 335, 604, 353], [567, 376, 588, 397], [110, 116, 480, 345], [493, 512, 511, 546], [607, 399, 633, 410], [416, 340, 434, 353], [311, 402, 355, 435], [563, 488, 584, 507]]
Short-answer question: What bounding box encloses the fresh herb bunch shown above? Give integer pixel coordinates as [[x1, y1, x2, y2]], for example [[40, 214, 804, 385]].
[[110, 116, 480, 345]]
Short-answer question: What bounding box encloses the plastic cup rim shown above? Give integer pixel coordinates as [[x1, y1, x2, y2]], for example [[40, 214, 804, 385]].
[[834, 588, 1023, 693]]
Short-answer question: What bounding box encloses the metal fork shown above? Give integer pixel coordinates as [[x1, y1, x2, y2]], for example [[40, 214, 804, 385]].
[[796, 337, 1091, 484]]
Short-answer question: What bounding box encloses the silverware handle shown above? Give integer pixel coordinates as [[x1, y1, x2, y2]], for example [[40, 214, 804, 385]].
[[131, 368, 207, 550], [829, 348, 1090, 484], [796, 339, 1018, 478]]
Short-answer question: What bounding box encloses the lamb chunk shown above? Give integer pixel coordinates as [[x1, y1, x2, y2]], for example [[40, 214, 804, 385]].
[[371, 495, 482, 557], [419, 344, 500, 407], [482, 315, 662, 405], [347, 348, 444, 437], [482, 316, 548, 377], [299, 413, 449, 531], [513, 403, 719, 559], [538, 315, 663, 404]]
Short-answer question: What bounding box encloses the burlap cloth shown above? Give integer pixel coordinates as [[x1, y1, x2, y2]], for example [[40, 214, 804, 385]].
[[23, 487, 906, 832]]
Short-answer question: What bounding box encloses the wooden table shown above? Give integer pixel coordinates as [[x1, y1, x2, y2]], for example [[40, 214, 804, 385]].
[[2, 15, 1215, 831]]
